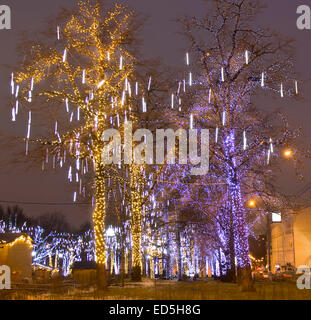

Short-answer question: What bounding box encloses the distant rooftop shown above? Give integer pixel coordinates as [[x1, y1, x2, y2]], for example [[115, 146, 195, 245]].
[[0, 233, 32, 244], [72, 261, 97, 270]]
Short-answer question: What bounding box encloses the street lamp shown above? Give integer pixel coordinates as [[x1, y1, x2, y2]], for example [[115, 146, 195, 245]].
[[248, 199, 256, 208], [283, 149, 293, 158]]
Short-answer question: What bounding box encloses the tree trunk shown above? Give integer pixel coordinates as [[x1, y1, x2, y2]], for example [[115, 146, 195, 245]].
[[130, 165, 143, 281], [94, 160, 107, 290], [97, 264, 107, 290], [224, 131, 253, 290], [176, 224, 183, 281], [165, 211, 172, 279], [237, 265, 254, 292], [224, 213, 237, 282]]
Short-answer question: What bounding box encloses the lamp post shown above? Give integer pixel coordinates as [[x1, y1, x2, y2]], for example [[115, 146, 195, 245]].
[[106, 227, 115, 276], [266, 214, 272, 280]]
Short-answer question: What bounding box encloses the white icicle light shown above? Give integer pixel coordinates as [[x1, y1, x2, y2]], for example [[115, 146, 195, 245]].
[[65, 98, 69, 112], [11, 73, 14, 95], [125, 77, 128, 91], [11, 108, 15, 122], [221, 67, 225, 82], [245, 50, 249, 65], [215, 127, 219, 143], [261, 72, 265, 87], [208, 88, 212, 103], [186, 52, 190, 66], [295, 80, 298, 95], [119, 56, 123, 70], [269, 138, 274, 153], [121, 90, 125, 106], [135, 82, 138, 95], [189, 72, 192, 86], [280, 83, 284, 98], [97, 79, 105, 89], [267, 149, 271, 165], [68, 166, 72, 181], [171, 94, 174, 109], [28, 90, 32, 103], [25, 140, 29, 156], [82, 70, 86, 84], [15, 85, 19, 98], [148, 76, 152, 91], [30, 77, 34, 91], [243, 131, 247, 150], [142, 97, 147, 113], [57, 26, 60, 40], [222, 111, 226, 126], [190, 113, 193, 129], [62, 49, 67, 63], [27, 111, 31, 139], [128, 82, 131, 97]]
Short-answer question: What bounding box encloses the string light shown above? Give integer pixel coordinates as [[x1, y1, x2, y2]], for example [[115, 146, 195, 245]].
[[189, 72, 192, 86], [148, 76, 152, 91], [190, 113, 193, 129], [11, 2, 138, 276], [261, 72, 265, 87], [62, 49, 67, 63], [245, 50, 249, 64], [243, 131, 247, 150], [221, 67, 225, 82], [186, 52, 190, 66]]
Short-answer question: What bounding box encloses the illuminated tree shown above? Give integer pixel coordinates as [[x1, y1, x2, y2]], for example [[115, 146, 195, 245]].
[[11, 1, 138, 288], [172, 0, 307, 289]]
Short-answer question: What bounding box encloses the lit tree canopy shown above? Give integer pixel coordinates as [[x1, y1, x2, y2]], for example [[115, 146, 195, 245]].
[[11, 1, 141, 286]]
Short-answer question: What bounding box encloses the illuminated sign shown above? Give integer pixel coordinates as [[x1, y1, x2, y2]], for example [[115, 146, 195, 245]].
[[272, 212, 282, 223]]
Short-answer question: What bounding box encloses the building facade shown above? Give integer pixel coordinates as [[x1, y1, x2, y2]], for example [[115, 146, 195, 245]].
[[0, 233, 33, 282], [270, 206, 311, 271]]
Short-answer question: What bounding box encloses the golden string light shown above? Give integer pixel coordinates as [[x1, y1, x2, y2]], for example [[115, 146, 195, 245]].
[[130, 164, 143, 279], [13, 1, 136, 281]]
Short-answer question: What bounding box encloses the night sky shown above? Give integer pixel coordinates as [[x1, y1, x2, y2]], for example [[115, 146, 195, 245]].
[[0, 0, 311, 229]]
